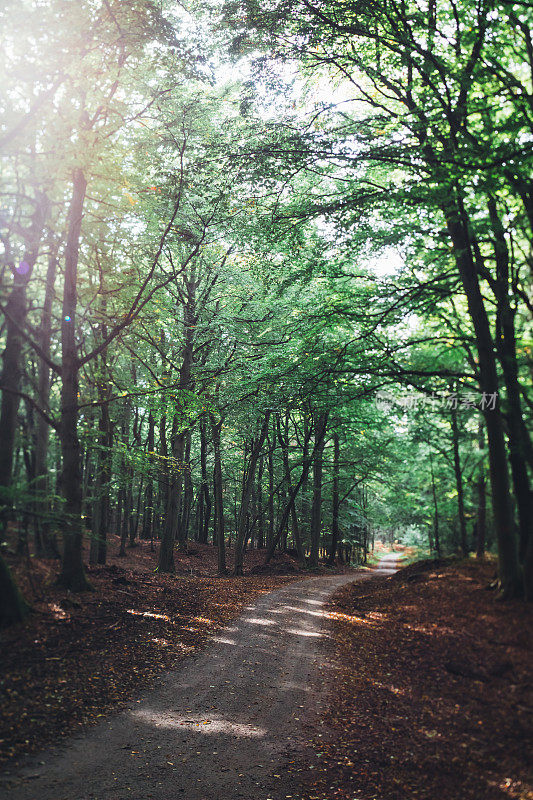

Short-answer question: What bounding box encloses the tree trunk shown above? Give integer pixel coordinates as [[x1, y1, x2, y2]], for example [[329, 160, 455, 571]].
[[267, 433, 275, 551], [128, 402, 141, 548], [487, 199, 533, 581], [57, 169, 91, 592], [142, 411, 155, 542], [234, 413, 270, 575], [265, 416, 320, 563], [277, 415, 305, 566], [198, 415, 211, 544], [159, 266, 196, 567], [327, 431, 340, 565], [0, 552, 30, 627], [34, 244, 59, 558], [0, 194, 48, 535], [158, 411, 168, 543], [158, 414, 185, 572], [179, 430, 193, 550], [430, 454, 441, 556], [309, 412, 327, 569], [450, 402, 468, 556], [90, 335, 112, 565], [257, 455, 264, 549], [119, 407, 132, 557], [476, 420, 487, 559], [444, 194, 521, 596], [211, 416, 226, 575]]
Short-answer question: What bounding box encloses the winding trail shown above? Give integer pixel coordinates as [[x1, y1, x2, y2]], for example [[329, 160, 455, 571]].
[[1, 559, 399, 800]]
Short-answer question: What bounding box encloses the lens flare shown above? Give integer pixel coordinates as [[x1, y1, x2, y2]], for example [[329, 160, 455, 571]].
[[16, 260, 30, 275]]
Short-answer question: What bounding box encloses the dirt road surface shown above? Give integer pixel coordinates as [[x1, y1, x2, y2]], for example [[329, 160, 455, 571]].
[[0, 565, 396, 800]]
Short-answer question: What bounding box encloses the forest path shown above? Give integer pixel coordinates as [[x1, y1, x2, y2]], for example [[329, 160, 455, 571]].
[[1, 565, 396, 800], [373, 552, 403, 574]]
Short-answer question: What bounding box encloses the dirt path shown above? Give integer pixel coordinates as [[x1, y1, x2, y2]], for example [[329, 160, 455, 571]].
[[0, 570, 388, 800], [373, 552, 403, 574]]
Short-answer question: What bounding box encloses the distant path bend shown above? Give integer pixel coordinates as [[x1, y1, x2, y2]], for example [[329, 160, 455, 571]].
[[1, 562, 398, 800]]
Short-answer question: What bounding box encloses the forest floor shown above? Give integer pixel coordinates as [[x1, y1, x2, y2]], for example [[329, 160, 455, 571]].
[[293, 557, 533, 800], [0, 536, 353, 769], [0, 568, 363, 800]]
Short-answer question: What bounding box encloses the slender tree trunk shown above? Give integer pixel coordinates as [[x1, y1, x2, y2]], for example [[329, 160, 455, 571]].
[[267, 434, 275, 551], [0, 552, 30, 627], [327, 431, 340, 565], [0, 194, 48, 535], [128, 402, 140, 548], [131, 475, 144, 547], [158, 411, 168, 542], [159, 267, 196, 566], [198, 415, 211, 544], [57, 169, 90, 592], [142, 411, 155, 542], [362, 486, 368, 564], [257, 455, 264, 549], [179, 430, 193, 550], [430, 454, 441, 556], [211, 416, 226, 575], [119, 408, 131, 557], [90, 331, 112, 565], [116, 488, 124, 542], [487, 199, 533, 583], [158, 414, 184, 572], [34, 244, 59, 557], [265, 417, 319, 563], [476, 420, 487, 559], [277, 415, 305, 566], [309, 412, 327, 569], [444, 194, 521, 596], [450, 402, 468, 556], [300, 413, 310, 546], [234, 413, 270, 575]]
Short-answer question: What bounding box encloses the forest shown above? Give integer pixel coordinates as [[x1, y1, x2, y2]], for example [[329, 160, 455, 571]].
[[0, 1, 531, 796], [1, 0, 531, 616]]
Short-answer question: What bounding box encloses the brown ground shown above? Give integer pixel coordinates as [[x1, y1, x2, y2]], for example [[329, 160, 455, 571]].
[[293, 558, 533, 800], [0, 537, 322, 768], [1, 572, 361, 800]]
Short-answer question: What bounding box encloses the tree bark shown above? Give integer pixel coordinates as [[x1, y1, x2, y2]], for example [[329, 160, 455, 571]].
[[0, 552, 30, 627], [158, 414, 184, 572], [265, 415, 321, 564], [234, 413, 270, 575], [476, 420, 487, 559], [309, 412, 327, 569], [142, 411, 155, 542], [450, 402, 468, 556], [277, 415, 306, 566], [198, 415, 211, 544], [179, 429, 193, 548], [90, 318, 112, 565], [267, 432, 275, 551], [33, 244, 60, 557], [327, 431, 340, 565], [211, 415, 226, 575], [444, 194, 521, 596], [430, 454, 441, 557], [119, 405, 132, 557], [57, 169, 91, 591], [0, 194, 48, 534], [487, 198, 533, 578], [257, 455, 264, 549]]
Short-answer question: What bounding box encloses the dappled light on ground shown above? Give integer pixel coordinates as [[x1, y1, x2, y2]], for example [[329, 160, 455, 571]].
[[131, 708, 267, 738], [291, 561, 532, 800], [0, 554, 301, 767], [1, 573, 358, 800]]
